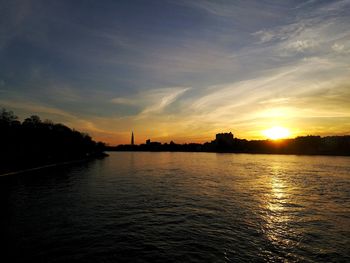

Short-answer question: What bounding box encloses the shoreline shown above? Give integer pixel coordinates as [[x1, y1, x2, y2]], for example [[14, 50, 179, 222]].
[[0, 153, 109, 177]]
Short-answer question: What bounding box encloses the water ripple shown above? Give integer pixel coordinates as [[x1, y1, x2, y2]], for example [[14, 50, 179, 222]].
[[1, 152, 349, 262]]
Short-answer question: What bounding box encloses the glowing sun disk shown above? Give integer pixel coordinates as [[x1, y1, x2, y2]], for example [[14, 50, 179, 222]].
[[263, 126, 290, 140]]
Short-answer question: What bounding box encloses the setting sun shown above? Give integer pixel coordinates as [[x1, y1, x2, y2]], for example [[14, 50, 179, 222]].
[[263, 126, 291, 140]]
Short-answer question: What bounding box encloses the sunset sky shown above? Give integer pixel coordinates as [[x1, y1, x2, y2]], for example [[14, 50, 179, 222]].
[[1, 0, 350, 144]]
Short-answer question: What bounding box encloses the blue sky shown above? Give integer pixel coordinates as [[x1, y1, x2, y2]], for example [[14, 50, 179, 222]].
[[1, 0, 350, 144]]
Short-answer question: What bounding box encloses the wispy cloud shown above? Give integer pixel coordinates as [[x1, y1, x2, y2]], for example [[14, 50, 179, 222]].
[[332, 42, 350, 53], [138, 87, 190, 117], [111, 87, 190, 117], [110, 97, 136, 106], [285, 40, 318, 53], [0, 99, 76, 119]]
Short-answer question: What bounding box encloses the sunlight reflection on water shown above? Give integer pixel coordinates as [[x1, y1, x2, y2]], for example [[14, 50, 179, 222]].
[[263, 163, 298, 257], [1, 152, 350, 262]]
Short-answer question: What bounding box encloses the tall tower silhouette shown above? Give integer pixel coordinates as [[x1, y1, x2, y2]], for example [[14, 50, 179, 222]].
[[131, 131, 134, 145]]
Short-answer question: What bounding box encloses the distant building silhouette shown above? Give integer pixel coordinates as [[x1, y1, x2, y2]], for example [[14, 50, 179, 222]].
[[108, 129, 350, 156], [215, 132, 234, 146]]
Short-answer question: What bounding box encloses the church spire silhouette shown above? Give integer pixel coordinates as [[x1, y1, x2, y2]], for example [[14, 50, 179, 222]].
[[131, 131, 134, 145]]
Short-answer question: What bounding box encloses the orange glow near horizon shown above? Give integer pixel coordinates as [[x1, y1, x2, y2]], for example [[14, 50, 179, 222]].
[[262, 126, 291, 140]]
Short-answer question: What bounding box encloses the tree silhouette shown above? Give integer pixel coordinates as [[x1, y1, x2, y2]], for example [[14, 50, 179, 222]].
[[0, 108, 106, 174]]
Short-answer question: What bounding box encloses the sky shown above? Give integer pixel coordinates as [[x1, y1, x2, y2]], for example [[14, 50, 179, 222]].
[[1, 0, 350, 144]]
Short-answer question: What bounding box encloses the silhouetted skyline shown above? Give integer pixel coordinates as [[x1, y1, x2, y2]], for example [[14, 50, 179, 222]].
[[109, 132, 350, 156]]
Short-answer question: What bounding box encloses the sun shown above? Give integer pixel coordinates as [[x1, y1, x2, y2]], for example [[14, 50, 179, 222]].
[[263, 126, 290, 140]]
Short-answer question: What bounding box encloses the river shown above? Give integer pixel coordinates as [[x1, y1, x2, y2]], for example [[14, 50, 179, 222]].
[[1, 152, 349, 262]]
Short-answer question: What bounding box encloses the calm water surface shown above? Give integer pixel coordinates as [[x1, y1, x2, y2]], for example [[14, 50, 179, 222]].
[[1, 152, 349, 262]]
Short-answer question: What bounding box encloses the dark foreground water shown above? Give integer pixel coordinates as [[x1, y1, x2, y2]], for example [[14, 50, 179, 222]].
[[1, 152, 349, 262]]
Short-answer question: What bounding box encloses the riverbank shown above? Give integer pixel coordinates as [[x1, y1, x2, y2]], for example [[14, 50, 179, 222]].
[[0, 152, 108, 177]]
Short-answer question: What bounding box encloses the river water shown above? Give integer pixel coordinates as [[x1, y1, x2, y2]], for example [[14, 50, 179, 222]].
[[1, 152, 349, 262]]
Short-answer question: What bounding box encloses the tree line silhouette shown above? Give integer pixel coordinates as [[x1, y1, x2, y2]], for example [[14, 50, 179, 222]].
[[0, 108, 106, 174]]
